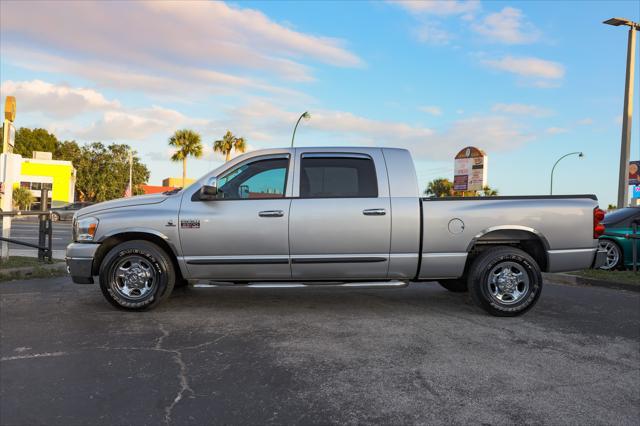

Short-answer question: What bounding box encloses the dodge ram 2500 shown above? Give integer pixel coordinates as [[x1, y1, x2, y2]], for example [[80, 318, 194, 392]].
[[66, 147, 607, 316]]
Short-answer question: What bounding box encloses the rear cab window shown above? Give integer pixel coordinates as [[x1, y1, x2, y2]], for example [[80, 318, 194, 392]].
[[299, 155, 378, 198]]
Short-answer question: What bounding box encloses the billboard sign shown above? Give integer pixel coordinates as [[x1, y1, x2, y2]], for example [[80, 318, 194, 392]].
[[629, 161, 639, 186], [633, 185, 640, 198], [454, 146, 487, 192]]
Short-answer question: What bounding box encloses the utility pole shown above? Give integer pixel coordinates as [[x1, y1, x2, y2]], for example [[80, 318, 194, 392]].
[[1, 97, 17, 260], [604, 18, 639, 208]]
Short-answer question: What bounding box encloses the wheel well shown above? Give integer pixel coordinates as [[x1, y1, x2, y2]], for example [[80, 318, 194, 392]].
[[92, 232, 184, 281], [467, 229, 548, 272]]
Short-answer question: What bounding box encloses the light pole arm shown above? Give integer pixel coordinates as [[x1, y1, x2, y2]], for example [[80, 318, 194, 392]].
[[550, 152, 582, 195], [291, 113, 307, 148]]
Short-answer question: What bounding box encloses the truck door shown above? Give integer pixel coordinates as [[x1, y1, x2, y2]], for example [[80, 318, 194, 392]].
[[179, 154, 292, 280], [289, 150, 391, 280]]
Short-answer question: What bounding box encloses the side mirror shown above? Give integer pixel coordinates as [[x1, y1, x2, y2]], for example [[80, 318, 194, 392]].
[[199, 177, 218, 200]]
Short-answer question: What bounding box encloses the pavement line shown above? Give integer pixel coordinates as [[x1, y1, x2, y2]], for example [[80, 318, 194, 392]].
[[1, 351, 68, 361]]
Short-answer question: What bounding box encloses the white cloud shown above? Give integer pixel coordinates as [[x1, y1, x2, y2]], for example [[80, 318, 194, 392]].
[[0, 80, 119, 118], [472, 7, 540, 44], [577, 118, 593, 125], [483, 56, 565, 85], [1, 1, 362, 94], [392, 0, 480, 16], [491, 103, 552, 117], [419, 105, 443, 116], [414, 22, 454, 44], [545, 127, 568, 135], [76, 106, 209, 141], [415, 115, 535, 160]]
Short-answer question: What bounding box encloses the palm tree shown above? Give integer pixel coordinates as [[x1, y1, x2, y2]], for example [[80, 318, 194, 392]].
[[424, 178, 453, 198], [168, 129, 203, 188], [12, 187, 34, 210], [479, 185, 499, 196], [214, 130, 247, 162]]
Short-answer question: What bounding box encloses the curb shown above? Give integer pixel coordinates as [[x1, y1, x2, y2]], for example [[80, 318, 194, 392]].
[[543, 272, 640, 293]]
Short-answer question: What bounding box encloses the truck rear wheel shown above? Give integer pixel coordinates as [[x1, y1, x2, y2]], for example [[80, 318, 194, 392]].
[[437, 279, 468, 293], [99, 240, 175, 311], [468, 246, 542, 317]]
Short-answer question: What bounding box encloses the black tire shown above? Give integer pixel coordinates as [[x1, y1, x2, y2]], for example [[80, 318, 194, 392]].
[[438, 279, 468, 293], [468, 246, 542, 317], [99, 240, 175, 311], [51, 213, 60, 222]]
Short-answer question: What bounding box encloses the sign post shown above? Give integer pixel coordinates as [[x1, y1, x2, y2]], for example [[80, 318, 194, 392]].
[[453, 146, 488, 194], [1, 96, 17, 260]]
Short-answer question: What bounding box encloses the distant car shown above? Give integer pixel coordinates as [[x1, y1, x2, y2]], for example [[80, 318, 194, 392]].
[[598, 207, 640, 270], [51, 202, 94, 222]]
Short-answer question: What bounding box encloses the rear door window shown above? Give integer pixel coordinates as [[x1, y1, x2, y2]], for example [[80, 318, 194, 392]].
[[300, 155, 378, 198]]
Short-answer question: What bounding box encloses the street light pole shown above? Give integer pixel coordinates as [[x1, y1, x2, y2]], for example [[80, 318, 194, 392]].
[[604, 17, 639, 208], [291, 111, 310, 148], [550, 152, 583, 195]]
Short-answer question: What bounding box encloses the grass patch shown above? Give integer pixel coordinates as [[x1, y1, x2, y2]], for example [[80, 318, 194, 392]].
[[0, 266, 68, 282], [0, 256, 62, 269], [0, 256, 66, 282], [571, 269, 640, 285]]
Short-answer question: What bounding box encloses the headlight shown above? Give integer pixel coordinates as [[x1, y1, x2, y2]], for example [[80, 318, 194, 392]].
[[74, 217, 99, 242]]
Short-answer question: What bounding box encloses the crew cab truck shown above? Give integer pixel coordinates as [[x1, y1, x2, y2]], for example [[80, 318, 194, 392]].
[[66, 147, 607, 316]]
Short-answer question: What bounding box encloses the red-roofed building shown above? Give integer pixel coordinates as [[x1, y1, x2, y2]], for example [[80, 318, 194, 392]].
[[141, 185, 177, 195]]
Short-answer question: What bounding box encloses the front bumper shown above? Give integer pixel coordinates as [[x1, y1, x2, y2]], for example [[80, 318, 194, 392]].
[[65, 242, 100, 284], [591, 248, 607, 269]]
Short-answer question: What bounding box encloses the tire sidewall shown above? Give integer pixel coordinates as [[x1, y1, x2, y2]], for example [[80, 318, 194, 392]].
[[471, 250, 542, 316], [99, 242, 173, 310]]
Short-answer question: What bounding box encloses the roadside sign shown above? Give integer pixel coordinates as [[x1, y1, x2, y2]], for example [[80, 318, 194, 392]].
[[454, 146, 487, 192], [629, 161, 639, 185], [633, 185, 640, 198]]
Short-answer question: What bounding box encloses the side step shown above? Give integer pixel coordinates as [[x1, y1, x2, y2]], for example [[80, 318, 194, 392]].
[[192, 280, 409, 289]]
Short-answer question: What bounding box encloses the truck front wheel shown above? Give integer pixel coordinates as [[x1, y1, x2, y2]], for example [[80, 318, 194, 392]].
[[99, 240, 175, 311], [468, 246, 542, 317]]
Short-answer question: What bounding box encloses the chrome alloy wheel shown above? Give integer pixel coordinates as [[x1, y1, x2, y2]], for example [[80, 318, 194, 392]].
[[110, 255, 157, 300], [487, 261, 530, 305], [598, 240, 620, 270]]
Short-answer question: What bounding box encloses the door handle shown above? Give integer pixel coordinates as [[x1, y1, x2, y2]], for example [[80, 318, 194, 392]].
[[363, 208, 386, 216], [258, 210, 284, 218]]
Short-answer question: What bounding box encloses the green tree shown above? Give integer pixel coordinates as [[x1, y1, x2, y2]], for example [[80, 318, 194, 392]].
[[74, 143, 150, 202], [2, 128, 59, 157], [478, 185, 499, 196], [169, 129, 203, 188], [54, 140, 82, 162], [12, 186, 34, 210], [424, 178, 453, 198], [214, 130, 247, 162]]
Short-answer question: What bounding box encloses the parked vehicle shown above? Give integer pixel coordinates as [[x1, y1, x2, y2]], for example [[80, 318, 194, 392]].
[[598, 207, 640, 270], [51, 202, 94, 221], [66, 147, 607, 316]]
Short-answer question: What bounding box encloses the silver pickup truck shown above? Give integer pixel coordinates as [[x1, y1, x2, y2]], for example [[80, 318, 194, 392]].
[[66, 147, 607, 316]]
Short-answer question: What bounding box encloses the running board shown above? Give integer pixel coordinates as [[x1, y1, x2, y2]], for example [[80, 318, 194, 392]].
[[192, 280, 409, 289]]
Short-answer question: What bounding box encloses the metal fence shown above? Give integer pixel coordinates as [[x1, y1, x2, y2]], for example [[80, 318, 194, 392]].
[[0, 188, 53, 262]]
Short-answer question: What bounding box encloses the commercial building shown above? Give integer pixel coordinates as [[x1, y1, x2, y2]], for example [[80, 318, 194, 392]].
[[162, 177, 195, 188], [17, 152, 76, 209]]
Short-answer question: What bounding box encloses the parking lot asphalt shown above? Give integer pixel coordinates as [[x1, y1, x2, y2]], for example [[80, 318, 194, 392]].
[[1, 278, 639, 425]]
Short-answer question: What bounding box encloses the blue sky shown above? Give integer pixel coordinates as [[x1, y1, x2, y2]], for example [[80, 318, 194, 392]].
[[1, 0, 638, 206]]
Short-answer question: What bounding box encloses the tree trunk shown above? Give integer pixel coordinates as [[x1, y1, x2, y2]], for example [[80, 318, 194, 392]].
[[182, 157, 187, 188], [225, 151, 231, 162]]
